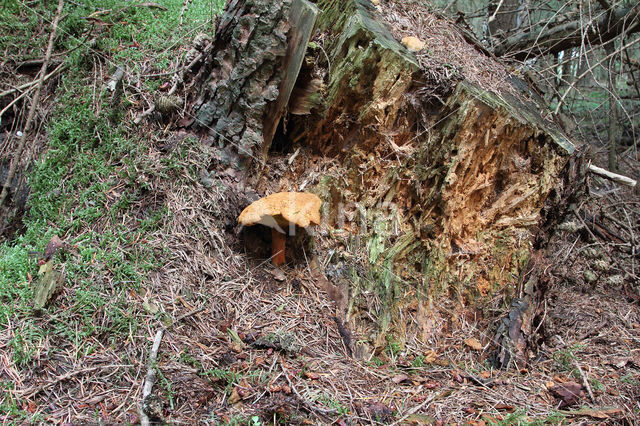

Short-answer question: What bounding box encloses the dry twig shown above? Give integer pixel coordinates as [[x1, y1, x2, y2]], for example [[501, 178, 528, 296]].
[[0, 0, 65, 209], [139, 328, 165, 426]]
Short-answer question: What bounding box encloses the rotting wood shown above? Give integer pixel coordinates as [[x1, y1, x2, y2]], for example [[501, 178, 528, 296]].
[[262, 0, 319, 160], [289, 0, 574, 363], [193, 0, 577, 365], [33, 260, 65, 312], [283, 0, 575, 358]]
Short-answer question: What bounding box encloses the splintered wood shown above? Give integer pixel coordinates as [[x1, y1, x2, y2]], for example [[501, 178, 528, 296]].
[[279, 0, 575, 350]]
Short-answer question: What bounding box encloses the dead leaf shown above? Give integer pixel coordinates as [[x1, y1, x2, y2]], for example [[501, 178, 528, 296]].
[[392, 374, 410, 384], [142, 299, 159, 314], [424, 350, 438, 363], [304, 371, 319, 380], [271, 268, 286, 282], [562, 407, 622, 419], [608, 357, 631, 369], [479, 371, 491, 379], [405, 413, 436, 424], [548, 381, 585, 407], [44, 235, 64, 259], [227, 388, 241, 405], [494, 403, 514, 412], [365, 402, 394, 422], [465, 337, 483, 351]]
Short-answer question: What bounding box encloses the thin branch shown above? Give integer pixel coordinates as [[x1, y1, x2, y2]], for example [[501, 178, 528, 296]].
[[0, 62, 67, 98], [554, 35, 640, 114], [139, 328, 164, 426], [588, 163, 637, 187], [0, 0, 65, 209]]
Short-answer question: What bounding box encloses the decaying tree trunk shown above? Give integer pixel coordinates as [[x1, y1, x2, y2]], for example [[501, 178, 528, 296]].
[[193, 0, 317, 162], [196, 0, 576, 365]]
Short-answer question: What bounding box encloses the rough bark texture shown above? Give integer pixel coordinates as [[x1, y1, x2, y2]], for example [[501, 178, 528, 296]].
[[193, 0, 292, 160]]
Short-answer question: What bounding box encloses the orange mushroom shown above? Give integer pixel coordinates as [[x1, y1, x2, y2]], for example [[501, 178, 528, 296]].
[[401, 36, 425, 52], [238, 192, 322, 266]]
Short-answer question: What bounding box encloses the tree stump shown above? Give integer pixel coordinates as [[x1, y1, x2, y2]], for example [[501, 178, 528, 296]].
[[196, 0, 576, 364]]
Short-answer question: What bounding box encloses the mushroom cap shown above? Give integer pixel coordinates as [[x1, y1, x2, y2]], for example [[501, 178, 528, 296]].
[[238, 192, 322, 230], [401, 36, 425, 52]]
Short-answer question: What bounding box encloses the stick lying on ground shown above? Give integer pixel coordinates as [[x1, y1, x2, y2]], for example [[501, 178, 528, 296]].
[[0, 0, 65, 209], [588, 163, 637, 187], [138, 329, 164, 426]]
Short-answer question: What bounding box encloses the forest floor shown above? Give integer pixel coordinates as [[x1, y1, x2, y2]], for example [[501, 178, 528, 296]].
[[0, 0, 639, 424]]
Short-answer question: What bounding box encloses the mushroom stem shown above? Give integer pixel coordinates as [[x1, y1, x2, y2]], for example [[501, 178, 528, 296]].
[[271, 228, 286, 266]]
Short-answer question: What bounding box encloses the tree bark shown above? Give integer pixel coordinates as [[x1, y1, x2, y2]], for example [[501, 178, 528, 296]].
[[605, 41, 619, 171], [192, 0, 317, 162], [494, 4, 640, 60]]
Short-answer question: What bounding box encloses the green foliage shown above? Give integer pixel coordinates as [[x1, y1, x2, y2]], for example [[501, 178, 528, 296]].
[[385, 334, 402, 359], [369, 356, 385, 366], [621, 373, 639, 386], [316, 394, 349, 416], [486, 408, 568, 425], [411, 354, 425, 367]]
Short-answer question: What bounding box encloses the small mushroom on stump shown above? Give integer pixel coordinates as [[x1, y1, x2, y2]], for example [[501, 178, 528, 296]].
[[238, 192, 322, 266]]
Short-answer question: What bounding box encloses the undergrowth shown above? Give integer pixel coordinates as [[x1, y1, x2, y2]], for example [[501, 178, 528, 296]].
[[0, 0, 223, 419]]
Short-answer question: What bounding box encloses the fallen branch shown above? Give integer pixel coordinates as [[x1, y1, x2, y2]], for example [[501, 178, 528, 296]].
[[588, 164, 637, 187], [0, 62, 67, 98], [139, 328, 164, 426], [0, 0, 65, 210]]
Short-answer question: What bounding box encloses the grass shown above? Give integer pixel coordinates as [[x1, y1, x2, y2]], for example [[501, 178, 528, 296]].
[[0, 0, 225, 419]]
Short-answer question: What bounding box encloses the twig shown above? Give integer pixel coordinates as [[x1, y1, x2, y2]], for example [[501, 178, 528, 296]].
[[174, 306, 205, 324], [554, 36, 640, 114], [0, 62, 67, 98], [588, 163, 637, 187], [391, 390, 446, 425], [0, 0, 65, 210], [139, 328, 164, 426], [573, 360, 595, 403], [0, 84, 36, 119]]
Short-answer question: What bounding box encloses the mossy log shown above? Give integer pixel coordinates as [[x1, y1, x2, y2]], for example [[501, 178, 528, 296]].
[[196, 0, 576, 364]]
